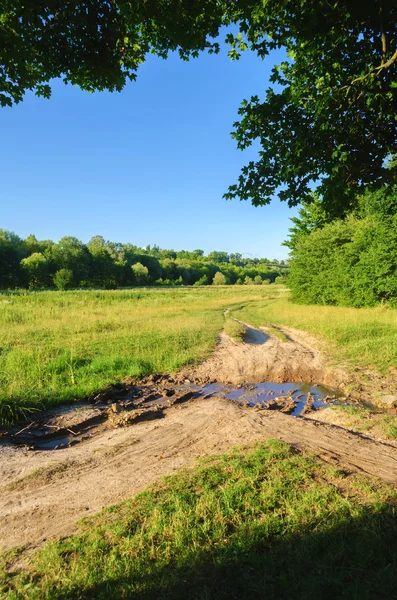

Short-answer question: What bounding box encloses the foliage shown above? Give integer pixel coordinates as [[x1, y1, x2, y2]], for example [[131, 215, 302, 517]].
[[20, 252, 50, 289], [212, 271, 228, 285], [0, 230, 287, 290], [53, 269, 73, 291], [2, 441, 397, 599], [2, 3, 396, 213], [131, 262, 149, 286], [286, 186, 397, 307]]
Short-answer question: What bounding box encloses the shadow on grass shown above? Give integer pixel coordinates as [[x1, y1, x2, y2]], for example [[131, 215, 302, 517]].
[[57, 507, 397, 599]]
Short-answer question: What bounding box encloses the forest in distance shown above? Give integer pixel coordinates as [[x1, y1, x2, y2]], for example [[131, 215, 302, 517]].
[[0, 230, 287, 291]]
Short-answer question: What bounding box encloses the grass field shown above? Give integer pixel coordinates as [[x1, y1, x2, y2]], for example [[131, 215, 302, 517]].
[[2, 285, 397, 425], [0, 286, 284, 425], [2, 440, 397, 599]]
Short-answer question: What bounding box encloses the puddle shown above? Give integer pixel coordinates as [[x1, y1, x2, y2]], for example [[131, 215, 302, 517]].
[[199, 381, 345, 416], [0, 381, 347, 451]]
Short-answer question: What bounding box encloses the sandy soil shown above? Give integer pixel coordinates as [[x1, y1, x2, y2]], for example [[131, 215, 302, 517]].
[[1, 322, 397, 556], [181, 321, 346, 387]]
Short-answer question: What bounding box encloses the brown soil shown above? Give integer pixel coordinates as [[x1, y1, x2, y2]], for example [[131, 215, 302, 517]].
[[180, 321, 346, 388], [3, 397, 397, 555], [1, 322, 397, 556]]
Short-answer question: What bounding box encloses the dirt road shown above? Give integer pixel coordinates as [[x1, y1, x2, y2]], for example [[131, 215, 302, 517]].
[[1, 321, 396, 554]]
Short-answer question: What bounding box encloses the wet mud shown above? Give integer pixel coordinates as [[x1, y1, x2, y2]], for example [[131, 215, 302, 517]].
[[0, 379, 347, 451]]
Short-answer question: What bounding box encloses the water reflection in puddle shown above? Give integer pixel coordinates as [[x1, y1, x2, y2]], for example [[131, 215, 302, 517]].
[[1, 381, 345, 450], [199, 382, 344, 416]]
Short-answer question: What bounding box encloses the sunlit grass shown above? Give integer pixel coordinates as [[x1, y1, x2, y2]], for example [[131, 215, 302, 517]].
[[0, 287, 283, 424], [2, 441, 397, 599]]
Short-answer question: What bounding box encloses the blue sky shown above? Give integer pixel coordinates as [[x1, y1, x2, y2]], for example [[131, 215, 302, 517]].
[[0, 46, 297, 260]]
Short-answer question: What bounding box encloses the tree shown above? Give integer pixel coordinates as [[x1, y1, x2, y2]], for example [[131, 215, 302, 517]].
[[2, 3, 396, 215], [53, 268, 73, 290], [212, 271, 228, 285], [132, 262, 149, 286], [51, 237, 89, 286], [0, 230, 28, 288], [20, 252, 50, 288]]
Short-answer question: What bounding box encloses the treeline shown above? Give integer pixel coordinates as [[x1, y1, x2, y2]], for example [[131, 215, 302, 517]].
[[286, 185, 397, 307], [0, 232, 287, 290]]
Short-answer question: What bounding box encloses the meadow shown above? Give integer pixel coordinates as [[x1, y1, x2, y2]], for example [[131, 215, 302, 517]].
[[2, 284, 397, 425], [0, 286, 284, 425]]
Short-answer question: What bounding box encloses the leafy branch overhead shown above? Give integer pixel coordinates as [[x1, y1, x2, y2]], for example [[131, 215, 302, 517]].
[[1, 1, 396, 213]]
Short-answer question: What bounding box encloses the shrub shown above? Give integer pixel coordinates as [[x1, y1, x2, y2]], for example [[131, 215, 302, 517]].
[[53, 269, 73, 290], [274, 275, 287, 284], [212, 272, 228, 285], [20, 252, 50, 288], [287, 214, 397, 307], [194, 275, 208, 286], [132, 262, 149, 286], [254, 275, 263, 285]]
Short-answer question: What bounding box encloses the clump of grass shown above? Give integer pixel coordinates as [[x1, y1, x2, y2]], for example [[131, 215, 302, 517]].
[[331, 405, 371, 418], [2, 440, 397, 599], [223, 316, 246, 342], [265, 323, 289, 342], [381, 416, 397, 439]]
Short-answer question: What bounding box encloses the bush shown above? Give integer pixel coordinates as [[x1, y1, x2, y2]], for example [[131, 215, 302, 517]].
[[212, 272, 228, 285], [274, 275, 287, 284], [194, 275, 208, 286], [254, 275, 263, 285], [21, 252, 50, 288], [262, 278, 271, 285], [132, 262, 149, 286], [53, 269, 73, 290], [287, 214, 397, 307]]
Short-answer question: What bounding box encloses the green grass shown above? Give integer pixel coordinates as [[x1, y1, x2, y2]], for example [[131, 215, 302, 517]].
[[4, 285, 397, 425], [381, 416, 397, 440], [223, 316, 247, 342], [2, 440, 397, 599], [233, 298, 397, 374], [0, 287, 283, 425]]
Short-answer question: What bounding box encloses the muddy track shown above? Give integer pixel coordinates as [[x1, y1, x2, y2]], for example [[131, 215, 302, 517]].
[[1, 322, 396, 555], [2, 398, 397, 553], [181, 320, 345, 387]]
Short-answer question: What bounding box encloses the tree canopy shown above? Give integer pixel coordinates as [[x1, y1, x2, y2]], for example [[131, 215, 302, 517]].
[[1, 1, 396, 213]]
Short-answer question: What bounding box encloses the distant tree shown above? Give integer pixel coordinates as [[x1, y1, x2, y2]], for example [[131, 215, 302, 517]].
[[53, 269, 73, 291], [0, 229, 28, 288], [132, 262, 149, 286], [244, 276, 254, 285], [254, 275, 263, 285], [207, 251, 230, 264], [51, 237, 90, 286], [21, 253, 50, 288], [212, 272, 228, 285]]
